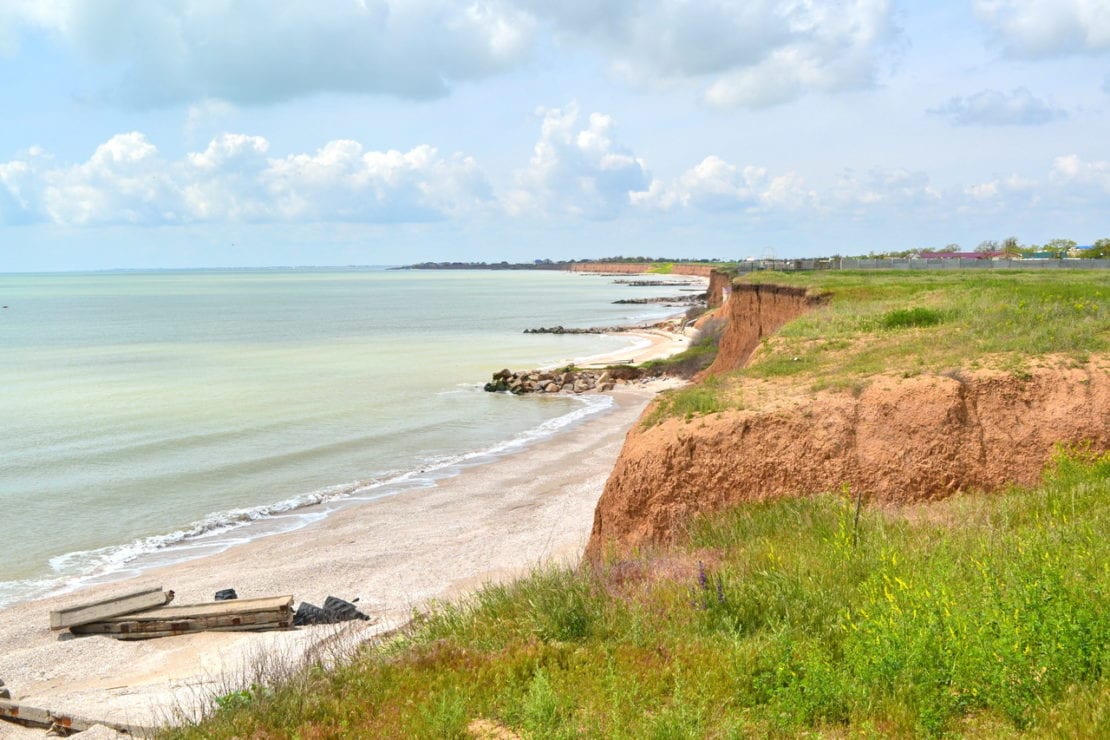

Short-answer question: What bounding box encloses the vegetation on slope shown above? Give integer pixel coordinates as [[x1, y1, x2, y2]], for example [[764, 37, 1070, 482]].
[[168, 451, 1108, 738], [648, 269, 1108, 423]]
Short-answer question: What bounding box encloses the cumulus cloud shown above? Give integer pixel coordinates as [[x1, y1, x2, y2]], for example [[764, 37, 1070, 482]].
[[631, 156, 813, 212], [974, 0, 1110, 58], [1050, 153, 1110, 191], [3, 1, 898, 109], [828, 168, 944, 215], [529, 0, 899, 109], [2, 0, 536, 105], [0, 132, 492, 225], [508, 103, 650, 219], [929, 87, 1066, 126]]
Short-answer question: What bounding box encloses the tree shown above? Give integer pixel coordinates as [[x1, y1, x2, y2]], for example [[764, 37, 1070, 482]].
[[1083, 238, 1110, 258], [1001, 236, 1022, 258], [977, 239, 1000, 254], [936, 243, 960, 253], [1044, 238, 1077, 258]]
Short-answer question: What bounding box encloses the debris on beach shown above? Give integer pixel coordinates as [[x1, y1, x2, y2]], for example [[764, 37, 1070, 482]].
[[49, 587, 175, 631], [67, 595, 295, 640], [0, 696, 153, 737], [49, 589, 377, 640], [293, 596, 374, 626]]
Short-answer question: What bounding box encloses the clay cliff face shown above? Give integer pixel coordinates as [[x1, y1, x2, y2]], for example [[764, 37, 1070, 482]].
[[585, 282, 1109, 561], [705, 284, 825, 373]]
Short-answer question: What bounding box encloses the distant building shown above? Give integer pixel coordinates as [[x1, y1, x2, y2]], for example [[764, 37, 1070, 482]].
[[917, 251, 1006, 260]]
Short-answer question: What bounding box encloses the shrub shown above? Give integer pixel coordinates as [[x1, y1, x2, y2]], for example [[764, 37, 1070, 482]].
[[879, 307, 944, 329]]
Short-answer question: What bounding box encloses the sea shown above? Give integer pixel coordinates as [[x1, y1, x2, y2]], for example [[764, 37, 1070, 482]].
[[0, 267, 691, 608]]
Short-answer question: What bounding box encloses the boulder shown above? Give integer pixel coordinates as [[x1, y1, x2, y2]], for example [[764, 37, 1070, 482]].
[[544, 382, 560, 393]]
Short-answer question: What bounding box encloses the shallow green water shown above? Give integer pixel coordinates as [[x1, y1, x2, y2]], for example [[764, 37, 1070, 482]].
[[0, 268, 685, 606]]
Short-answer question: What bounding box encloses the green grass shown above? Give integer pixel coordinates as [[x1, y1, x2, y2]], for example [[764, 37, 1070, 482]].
[[880, 306, 946, 329], [727, 270, 1108, 389], [642, 376, 734, 426], [166, 451, 1109, 739]]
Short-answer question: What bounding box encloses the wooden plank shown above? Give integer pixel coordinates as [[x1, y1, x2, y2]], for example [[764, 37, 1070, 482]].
[[80, 595, 293, 624], [49, 587, 173, 630], [0, 699, 154, 736], [110, 621, 291, 641], [71, 610, 290, 636]]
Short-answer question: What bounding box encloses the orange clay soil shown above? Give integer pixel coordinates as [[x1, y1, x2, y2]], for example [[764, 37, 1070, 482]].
[[585, 281, 1108, 560]]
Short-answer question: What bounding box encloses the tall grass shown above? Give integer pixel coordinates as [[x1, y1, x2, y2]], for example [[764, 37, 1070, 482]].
[[166, 451, 1109, 738]]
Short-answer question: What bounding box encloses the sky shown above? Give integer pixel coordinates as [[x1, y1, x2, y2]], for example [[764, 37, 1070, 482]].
[[1, 1, 1108, 270]]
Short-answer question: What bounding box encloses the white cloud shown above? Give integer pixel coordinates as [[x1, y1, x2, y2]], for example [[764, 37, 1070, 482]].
[[3, 1, 897, 109], [974, 0, 1110, 58], [929, 87, 1066, 126], [631, 156, 813, 212], [531, 0, 899, 109], [1050, 153, 1110, 191], [829, 168, 944, 214], [3, 0, 536, 105], [508, 103, 650, 219], [962, 174, 1039, 215], [0, 132, 492, 225]]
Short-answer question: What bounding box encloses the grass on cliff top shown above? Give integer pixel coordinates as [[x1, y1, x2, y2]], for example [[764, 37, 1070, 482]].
[[643, 269, 1107, 427], [166, 450, 1109, 739], [740, 269, 1107, 380]]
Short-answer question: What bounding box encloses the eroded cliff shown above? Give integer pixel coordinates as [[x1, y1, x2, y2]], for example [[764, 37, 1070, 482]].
[[586, 280, 1109, 560]]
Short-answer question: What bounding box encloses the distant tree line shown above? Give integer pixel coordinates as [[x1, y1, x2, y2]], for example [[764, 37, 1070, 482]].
[[849, 237, 1110, 260]]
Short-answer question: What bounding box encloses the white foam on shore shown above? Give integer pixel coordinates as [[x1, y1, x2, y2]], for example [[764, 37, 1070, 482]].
[[0, 393, 614, 609]]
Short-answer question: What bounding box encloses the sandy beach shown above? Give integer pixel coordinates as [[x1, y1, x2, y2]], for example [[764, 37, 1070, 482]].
[[0, 327, 689, 736]]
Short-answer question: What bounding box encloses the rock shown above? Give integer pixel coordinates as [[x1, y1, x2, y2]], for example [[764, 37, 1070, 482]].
[[573, 379, 589, 393], [214, 588, 238, 601], [598, 371, 612, 385], [561, 371, 576, 384], [545, 382, 559, 393], [600, 382, 615, 392]]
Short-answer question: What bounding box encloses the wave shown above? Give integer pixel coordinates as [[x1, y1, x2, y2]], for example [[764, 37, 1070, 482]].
[[0, 393, 614, 609]]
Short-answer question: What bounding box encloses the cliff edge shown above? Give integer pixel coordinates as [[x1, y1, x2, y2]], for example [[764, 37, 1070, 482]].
[[586, 279, 1109, 560]]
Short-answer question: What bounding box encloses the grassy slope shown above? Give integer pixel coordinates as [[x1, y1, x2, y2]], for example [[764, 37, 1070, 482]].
[[169, 270, 1109, 738], [651, 269, 1108, 423]]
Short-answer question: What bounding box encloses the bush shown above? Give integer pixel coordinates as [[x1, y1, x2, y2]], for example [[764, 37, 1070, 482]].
[[879, 307, 944, 329]]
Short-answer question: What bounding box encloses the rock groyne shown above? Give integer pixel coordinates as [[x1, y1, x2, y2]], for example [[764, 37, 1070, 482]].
[[484, 367, 629, 395]]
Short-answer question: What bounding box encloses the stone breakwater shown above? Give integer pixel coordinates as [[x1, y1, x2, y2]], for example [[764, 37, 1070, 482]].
[[483, 367, 646, 395], [524, 318, 692, 335], [613, 293, 707, 305], [523, 325, 628, 335]]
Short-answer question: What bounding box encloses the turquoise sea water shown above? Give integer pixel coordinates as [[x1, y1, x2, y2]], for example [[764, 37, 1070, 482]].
[[0, 268, 687, 607]]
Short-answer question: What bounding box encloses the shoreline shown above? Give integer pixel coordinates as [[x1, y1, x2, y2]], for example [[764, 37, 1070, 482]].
[[0, 313, 691, 734]]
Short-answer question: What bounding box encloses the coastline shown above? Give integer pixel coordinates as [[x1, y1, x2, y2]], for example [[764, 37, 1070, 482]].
[[0, 319, 690, 734]]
